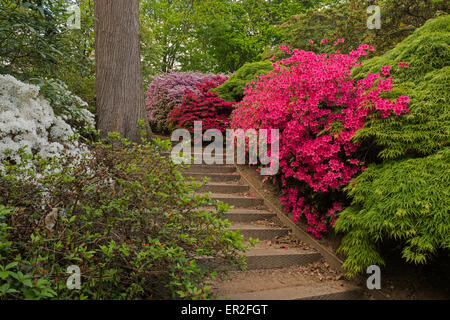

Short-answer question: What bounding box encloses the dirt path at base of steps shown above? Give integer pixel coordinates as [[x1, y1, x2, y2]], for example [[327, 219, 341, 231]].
[[209, 230, 357, 299]]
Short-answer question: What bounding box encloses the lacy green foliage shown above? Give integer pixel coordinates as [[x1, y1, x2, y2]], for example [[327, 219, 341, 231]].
[[335, 149, 450, 277], [0, 135, 246, 300], [212, 60, 273, 102], [335, 16, 450, 277], [352, 15, 450, 159], [0, 0, 69, 76]]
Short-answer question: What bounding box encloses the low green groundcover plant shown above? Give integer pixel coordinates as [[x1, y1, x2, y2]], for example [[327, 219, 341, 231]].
[[0, 134, 246, 300]]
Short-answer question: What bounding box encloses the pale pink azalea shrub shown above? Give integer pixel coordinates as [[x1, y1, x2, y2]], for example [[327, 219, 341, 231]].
[[230, 44, 410, 238], [145, 72, 220, 133]]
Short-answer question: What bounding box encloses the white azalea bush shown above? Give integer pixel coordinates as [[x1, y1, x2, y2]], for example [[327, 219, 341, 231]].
[[0, 75, 94, 165], [31, 77, 95, 132]]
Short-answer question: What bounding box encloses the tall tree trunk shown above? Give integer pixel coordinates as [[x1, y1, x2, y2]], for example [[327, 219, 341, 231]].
[[94, 0, 148, 142]]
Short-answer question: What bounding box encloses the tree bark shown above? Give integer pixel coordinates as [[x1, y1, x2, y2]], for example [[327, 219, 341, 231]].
[[94, 0, 148, 142]]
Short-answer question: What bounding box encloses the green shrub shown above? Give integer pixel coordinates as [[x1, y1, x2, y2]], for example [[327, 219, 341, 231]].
[[0, 205, 57, 299], [335, 16, 450, 277], [212, 60, 273, 102], [0, 135, 246, 300], [351, 15, 450, 159], [335, 149, 450, 277]]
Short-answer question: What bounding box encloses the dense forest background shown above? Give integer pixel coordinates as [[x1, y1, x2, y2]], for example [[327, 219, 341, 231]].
[[2, 0, 447, 108]]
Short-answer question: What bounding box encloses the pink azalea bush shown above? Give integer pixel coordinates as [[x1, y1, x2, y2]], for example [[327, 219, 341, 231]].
[[145, 72, 220, 133], [168, 75, 234, 132], [230, 44, 410, 238]]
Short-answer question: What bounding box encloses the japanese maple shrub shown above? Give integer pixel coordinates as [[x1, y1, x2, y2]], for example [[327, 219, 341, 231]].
[[335, 15, 450, 277], [230, 44, 410, 238], [168, 75, 234, 132]]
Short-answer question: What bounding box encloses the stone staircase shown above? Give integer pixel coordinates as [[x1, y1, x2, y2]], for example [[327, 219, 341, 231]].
[[170, 150, 364, 300]]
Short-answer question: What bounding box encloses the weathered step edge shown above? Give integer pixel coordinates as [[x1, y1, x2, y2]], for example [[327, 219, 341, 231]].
[[217, 285, 363, 300], [209, 194, 264, 208], [224, 211, 276, 222], [245, 249, 322, 270], [198, 207, 276, 222], [199, 183, 249, 194], [183, 173, 240, 182], [198, 249, 321, 271], [227, 225, 290, 240], [185, 165, 236, 174]]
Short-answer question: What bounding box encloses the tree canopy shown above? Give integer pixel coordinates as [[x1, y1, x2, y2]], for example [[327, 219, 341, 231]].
[[139, 0, 329, 76]]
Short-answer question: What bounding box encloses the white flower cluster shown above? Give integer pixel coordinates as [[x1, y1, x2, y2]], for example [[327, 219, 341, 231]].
[[0, 74, 93, 165]]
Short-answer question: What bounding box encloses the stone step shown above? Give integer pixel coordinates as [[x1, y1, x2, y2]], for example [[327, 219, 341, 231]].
[[184, 173, 240, 182], [208, 193, 264, 208], [163, 152, 229, 160], [161, 142, 360, 302], [245, 248, 322, 270], [198, 248, 321, 271], [228, 224, 290, 240], [184, 165, 236, 174], [225, 208, 276, 222], [218, 284, 363, 300], [169, 140, 228, 147], [198, 183, 249, 194], [198, 207, 275, 222]]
